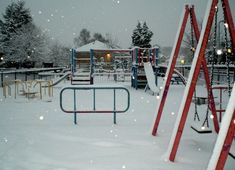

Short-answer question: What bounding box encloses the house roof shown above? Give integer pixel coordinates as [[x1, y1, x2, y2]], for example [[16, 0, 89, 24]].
[[76, 40, 113, 52]]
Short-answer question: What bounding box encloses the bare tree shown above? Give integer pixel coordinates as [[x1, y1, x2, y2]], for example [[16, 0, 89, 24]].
[[73, 28, 91, 47], [48, 41, 70, 67]]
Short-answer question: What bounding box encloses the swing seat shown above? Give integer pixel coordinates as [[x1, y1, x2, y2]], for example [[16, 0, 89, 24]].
[[191, 123, 212, 134], [192, 97, 208, 105]]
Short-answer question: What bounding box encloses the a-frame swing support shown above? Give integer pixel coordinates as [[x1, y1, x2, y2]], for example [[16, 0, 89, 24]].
[[207, 83, 234, 170], [165, 0, 235, 163], [152, 4, 220, 137]]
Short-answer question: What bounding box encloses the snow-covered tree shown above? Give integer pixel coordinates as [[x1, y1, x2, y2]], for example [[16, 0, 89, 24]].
[[0, 1, 32, 41], [48, 41, 70, 67], [6, 23, 50, 65], [131, 21, 153, 48], [132, 21, 142, 47], [141, 22, 153, 48]]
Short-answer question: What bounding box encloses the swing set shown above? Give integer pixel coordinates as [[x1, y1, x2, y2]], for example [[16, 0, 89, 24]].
[[151, 0, 234, 169]]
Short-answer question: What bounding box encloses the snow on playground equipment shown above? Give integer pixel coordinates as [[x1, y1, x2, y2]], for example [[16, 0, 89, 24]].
[[90, 49, 132, 84], [152, 4, 220, 136], [71, 48, 92, 85], [131, 47, 159, 89], [60, 85, 130, 124], [207, 83, 235, 170], [71, 47, 132, 85], [152, 0, 234, 164], [2, 79, 53, 99], [143, 62, 160, 95]]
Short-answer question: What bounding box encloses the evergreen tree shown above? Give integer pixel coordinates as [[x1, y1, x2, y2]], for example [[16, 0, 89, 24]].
[[141, 22, 153, 48], [131, 21, 142, 47], [131, 21, 153, 48], [0, 1, 32, 40], [0, 1, 49, 66]]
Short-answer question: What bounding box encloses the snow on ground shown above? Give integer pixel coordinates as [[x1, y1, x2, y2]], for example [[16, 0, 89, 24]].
[[0, 77, 234, 170]]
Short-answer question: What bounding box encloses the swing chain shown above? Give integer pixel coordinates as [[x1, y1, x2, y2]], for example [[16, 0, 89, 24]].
[[222, 3, 231, 96], [189, 8, 200, 122], [202, 6, 218, 128]]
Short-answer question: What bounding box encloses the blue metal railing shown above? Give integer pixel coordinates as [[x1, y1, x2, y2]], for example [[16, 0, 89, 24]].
[[60, 86, 130, 124]]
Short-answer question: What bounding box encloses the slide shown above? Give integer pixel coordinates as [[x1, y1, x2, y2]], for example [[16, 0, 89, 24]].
[[144, 62, 160, 95], [159, 65, 187, 85], [46, 72, 70, 87]]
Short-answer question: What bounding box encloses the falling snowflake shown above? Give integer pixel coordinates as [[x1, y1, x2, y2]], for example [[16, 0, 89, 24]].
[[117, 0, 120, 4], [122, 165, 126, 169], [38, 10, 42, 14], [50, 14, 54, 17], [3, 137, 8, 143], [47, 19, 50, 22], [171, 112, 175, 115], [39, 116, 44, 120]]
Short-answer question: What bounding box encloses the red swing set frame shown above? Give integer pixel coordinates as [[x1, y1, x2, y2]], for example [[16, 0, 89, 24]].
[[151, 0, 235, 169]]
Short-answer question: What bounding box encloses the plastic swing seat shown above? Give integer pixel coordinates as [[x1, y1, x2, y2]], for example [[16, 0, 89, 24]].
[[190, 123, 212, 134], [192, 97, 208, 105]]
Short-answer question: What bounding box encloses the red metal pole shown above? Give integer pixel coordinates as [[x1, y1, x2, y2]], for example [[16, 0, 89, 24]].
[[215, 111, 235, 170], [191, 5, 220, 133], [151, 5, 190, 136], [169, 0, 219, 161]]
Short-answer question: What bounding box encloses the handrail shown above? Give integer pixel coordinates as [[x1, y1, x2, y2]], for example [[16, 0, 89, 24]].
[[60, 86, 130, 124]]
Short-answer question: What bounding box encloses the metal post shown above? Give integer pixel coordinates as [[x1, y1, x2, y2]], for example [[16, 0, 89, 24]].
[[1, 71, 3, 87], [93, 89, 96, 110], [73, 89, 77, 124], [90, 49, 94, 84], [152, 5, 190, 136], [113, 89, 116, 124], [155, 48, 158, 86]]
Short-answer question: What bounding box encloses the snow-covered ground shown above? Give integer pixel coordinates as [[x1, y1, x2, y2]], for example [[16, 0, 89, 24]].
[[0, 77, 234, 170]]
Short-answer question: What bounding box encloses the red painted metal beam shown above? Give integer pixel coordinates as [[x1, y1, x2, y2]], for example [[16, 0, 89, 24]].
[[169, 0, 219, 161], [215, 111, 235, 170], [191, 5, 220, 133], [151, 5, 190, 136]]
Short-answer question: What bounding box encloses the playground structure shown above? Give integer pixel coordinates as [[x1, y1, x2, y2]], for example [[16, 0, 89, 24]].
[[71, 47, 161, 89], [143, 62, 160, 95], [71, 48, 132, 85], [150, 0, 234, 169], [3, 79, 53, 99], [90, 49, 132, 84], [60, 85, 130, 124], [131, 47, 159, 89]]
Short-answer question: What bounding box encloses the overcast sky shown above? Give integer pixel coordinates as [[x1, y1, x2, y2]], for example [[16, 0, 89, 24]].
[[0, 0, 234, 48]]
